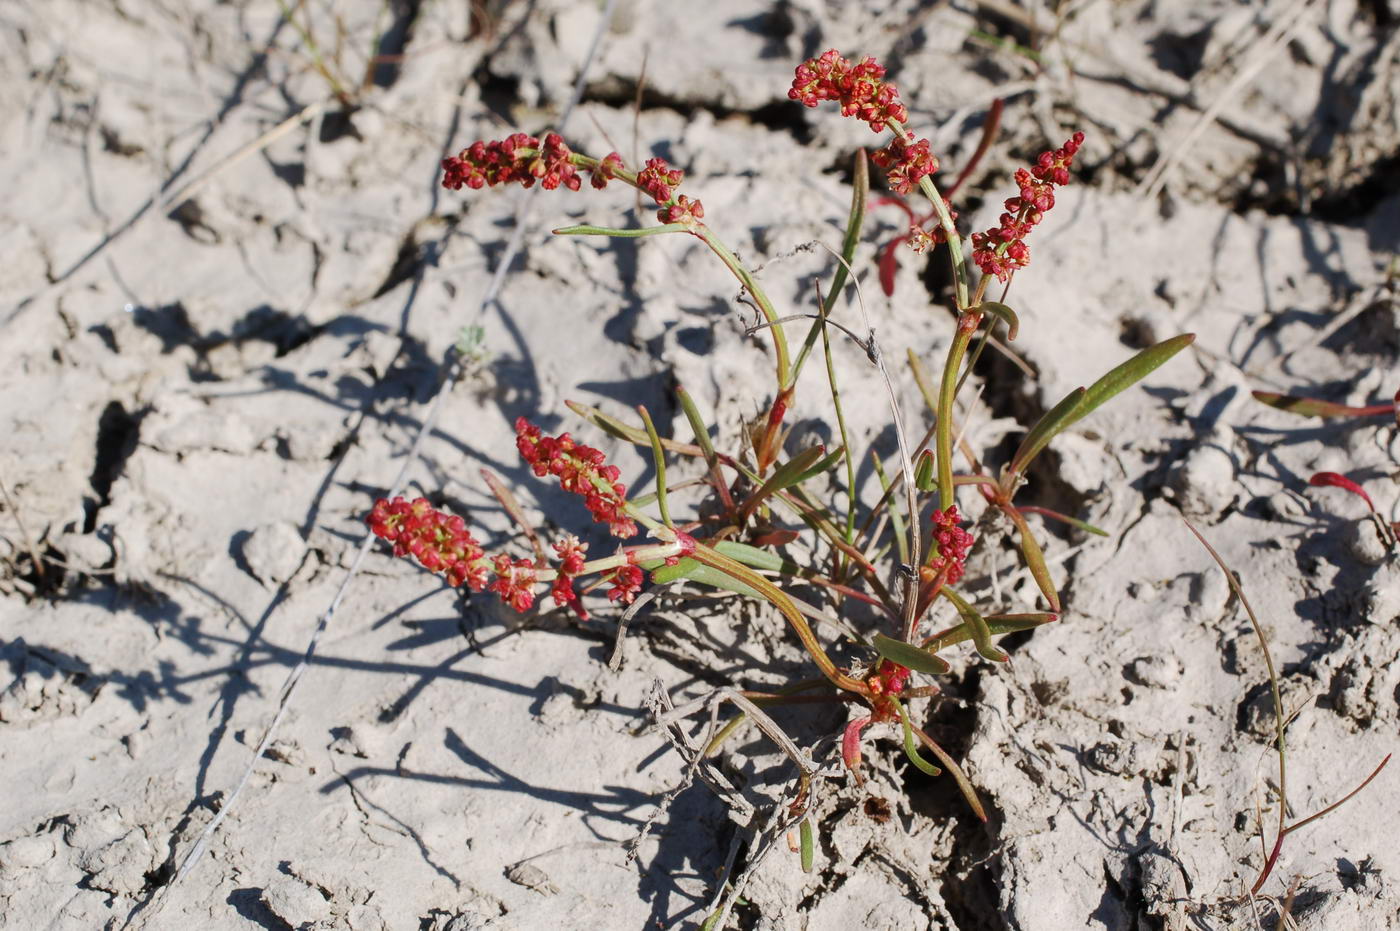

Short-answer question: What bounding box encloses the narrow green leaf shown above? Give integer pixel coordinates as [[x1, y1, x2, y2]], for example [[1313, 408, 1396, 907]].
[[565, 399, 649, 444], [1009, 386, 1086, 477], [892, 698, 942, 777], [1005, 506, 1061, 613], [939, 588, 1008, 663], [936, 323, 977, 511], [1054, 514, 1108, 537], [676, 386, 720, 469], [789, 445, 846, 485], [789, 149, 868, 385], [870, 452, 909, 565], [553, 222, 686, 237], [979, 301, 1019, 340], [1009, 333, 1194, 477], [1019, 505, 1109, 536], [649, 540, 808, 596], [799, 819, 815, 873], [871, 633, 952, 676], [712, 540, 786, 572], [923, 612, 1057, 653], [904, 710, 987, 821], [637, 405, 671, 528], [914, 448, 936, 491], [1073, 333, 1194, 426], [650, 557, 763, 598], [741, 445, 828, 521]]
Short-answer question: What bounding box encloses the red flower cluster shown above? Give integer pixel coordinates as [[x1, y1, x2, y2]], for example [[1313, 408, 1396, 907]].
[[634, 157, 704, 223], [789, 49, 909, 132], [659, 194, 704, 224], [369, 497, 490, 591], [491, 555, 539, 612], [970, 132, 1085, 282], [590, 152, 624, 189], [926, 505, 974, 584], [368, 497, 599, 617], [550, 534, 588, 610], [515, 418, 638, 538], [602, 563, 644, 604], [441, 132, 580, 192], [871, 135, 939, 195], [637, 157, 682, 203], [866, 659, 912, 704]]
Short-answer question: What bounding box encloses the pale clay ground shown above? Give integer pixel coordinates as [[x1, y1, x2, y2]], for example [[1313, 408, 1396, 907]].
[[1, 1, 1398, 929]]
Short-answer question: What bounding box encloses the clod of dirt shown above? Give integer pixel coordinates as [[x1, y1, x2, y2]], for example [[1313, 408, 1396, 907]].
[[0, 834, 55, 871], [1168, 445, 1237, 518], [505, 862, 558, 895], [1345, 517, 1391, 567], [261, 874, 332, 927], [241, 521, 309, 586], [1047, 432, 1112, 497], [64, 809, 160, 898], [1127, 654, 1184, 689], [1361, 564, 1400, 623]]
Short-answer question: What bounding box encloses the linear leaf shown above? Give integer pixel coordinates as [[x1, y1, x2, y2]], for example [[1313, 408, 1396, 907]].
[[980, 301, 1019, 340], [1010, 333, 1195, 477], [650, 557, 763, 598], [872, 633, 952, 676], [914, 448, 936, 491], [1009, 386, 1086, 477], [939, 588, 1008, 663], [1252, 390, 1395, 419], [553, 222, 686, 237], [741, 445, 829, 521], [923, 612, 1057, 652], [893, 698, 942, 777], [1006, 506, 1060, 612]]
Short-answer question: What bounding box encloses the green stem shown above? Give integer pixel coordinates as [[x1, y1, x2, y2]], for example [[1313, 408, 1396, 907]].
[[935, 315, 980, 511], [690, 542, 866, 695], [889, 122, 971, 311], [820, 296, 859, 549]]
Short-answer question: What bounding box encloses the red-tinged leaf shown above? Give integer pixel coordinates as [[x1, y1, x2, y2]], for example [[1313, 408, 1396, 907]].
[[750, 529, 800, 547], [1017, 505, 1109, 536], [878, 237, 902, 296], [1309, 472, 1376, 512], [979, 301, 1019, 340], [1005, 506, 1060, 613], [872, 195, 917, 223], [480, 469, 545, 561], [1252, 390, 1396, 419]]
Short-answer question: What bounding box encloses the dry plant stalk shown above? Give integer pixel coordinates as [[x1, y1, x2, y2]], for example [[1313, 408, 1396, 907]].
[[1186, 521, 1390, 902]]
